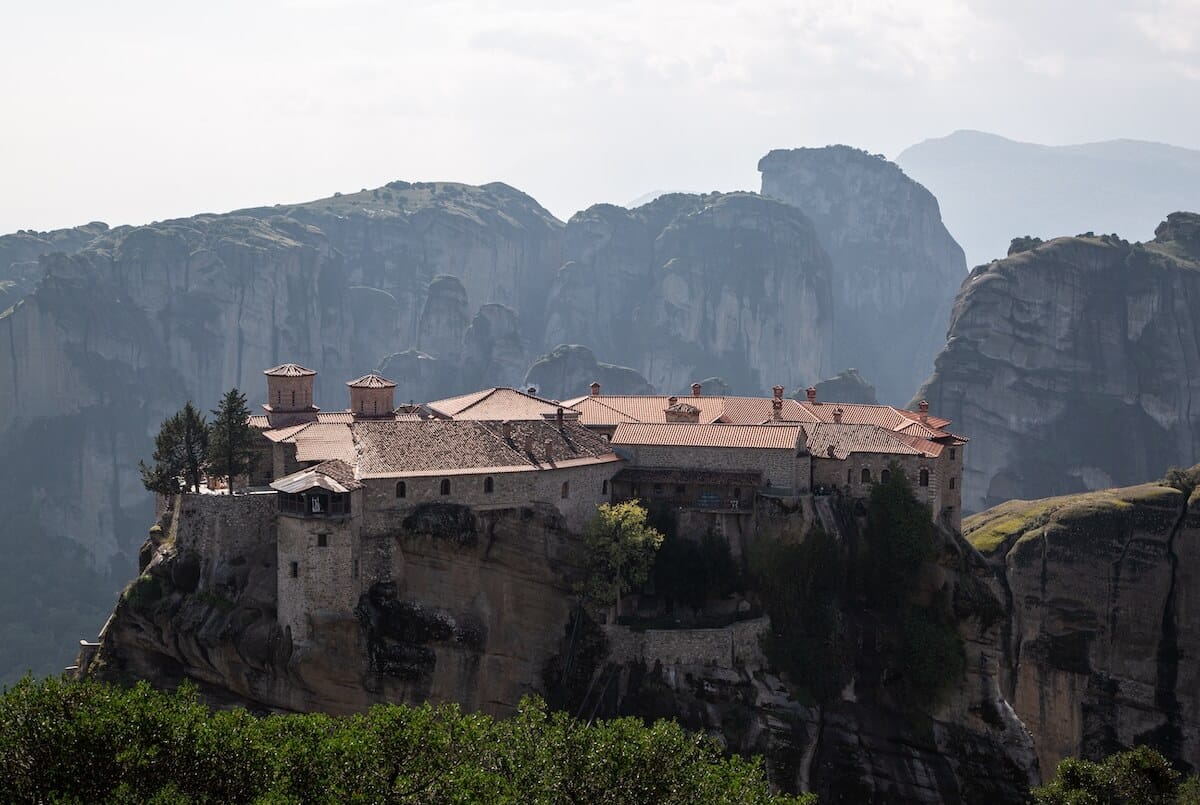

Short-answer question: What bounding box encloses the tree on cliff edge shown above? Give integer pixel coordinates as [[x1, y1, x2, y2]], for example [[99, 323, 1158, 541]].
[[580, 501, 664, 614], [139, 402, 208, 494], [209, 389, 257, 495]]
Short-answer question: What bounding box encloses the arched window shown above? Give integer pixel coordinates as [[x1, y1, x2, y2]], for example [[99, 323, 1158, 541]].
[[276, 390, 283, 406], [440, 479, 451, 496], [602, 479, 608, 495], [291, 390, 296, 406], [561, 481, 570, 499], [919, 469, 929, 487], [396, 481, 406, 498], [949, 477, 956, 490], [861, 468, 871, 483], [484, 476, 494, 494], [880, 469, 890, 483]]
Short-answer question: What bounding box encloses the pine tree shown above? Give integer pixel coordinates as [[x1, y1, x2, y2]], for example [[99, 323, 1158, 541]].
[[139, 402, 209, 494], [209, 389, 257, 495]]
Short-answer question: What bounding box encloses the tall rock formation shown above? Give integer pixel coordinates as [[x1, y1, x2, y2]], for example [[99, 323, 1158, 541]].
[[915, 213, 1200, 514], [759, 146, 967, 405], [0, 222, 113, 299], [543, 193, 833, 394], [523, 344, 653, 400], [965, 474, 1200, 776]]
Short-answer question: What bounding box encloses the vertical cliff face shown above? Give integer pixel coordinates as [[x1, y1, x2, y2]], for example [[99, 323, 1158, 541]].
[[916, 213, 1200, 514], [759, 146, 967, 404], [965, 477, 1200, 776], [543, 193, 833, 395]]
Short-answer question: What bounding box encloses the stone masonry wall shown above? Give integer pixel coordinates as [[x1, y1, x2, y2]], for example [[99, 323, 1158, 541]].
[[616, 444, 804, 493], [361, 460, 619, 533], [171, 492, 279, 562], [604, 616, 768, 670], [811, 447, 964, 530]]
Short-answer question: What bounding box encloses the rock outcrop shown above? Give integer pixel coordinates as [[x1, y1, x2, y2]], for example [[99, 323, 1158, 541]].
[[965, 475, 1200, 776], [0, 221, 113, 299], [543, 193, 833, 395], [759, 146, 967, 404], [523, 344, 653, 400], [915, 213, 1200, 514], [805, 368, 878, 405]]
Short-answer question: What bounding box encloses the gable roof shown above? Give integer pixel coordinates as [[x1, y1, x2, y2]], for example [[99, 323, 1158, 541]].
[[427, 387, 567, 420], [270, 459, 362, 494], [611, 423, 803, 450]]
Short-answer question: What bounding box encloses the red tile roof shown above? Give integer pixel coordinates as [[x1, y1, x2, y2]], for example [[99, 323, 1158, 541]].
[[263, 363, 316, 377], [427, 387, 567, 421], [347, 373, 396, 388], [611, 423, 803, 450]]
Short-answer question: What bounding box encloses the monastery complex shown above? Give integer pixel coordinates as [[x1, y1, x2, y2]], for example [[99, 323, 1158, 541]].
[[242, 364, 965, 642]]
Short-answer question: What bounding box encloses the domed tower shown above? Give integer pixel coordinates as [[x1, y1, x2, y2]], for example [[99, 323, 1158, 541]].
[[347, 373, 396, 418], [263, 364, 319, 427]]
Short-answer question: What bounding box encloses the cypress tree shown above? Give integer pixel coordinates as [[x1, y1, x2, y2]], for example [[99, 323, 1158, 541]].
[[209, 389, 257, 495]]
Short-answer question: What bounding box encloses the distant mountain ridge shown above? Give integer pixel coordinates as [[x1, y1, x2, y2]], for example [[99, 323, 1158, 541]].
[[898, 130, 1200, 267]]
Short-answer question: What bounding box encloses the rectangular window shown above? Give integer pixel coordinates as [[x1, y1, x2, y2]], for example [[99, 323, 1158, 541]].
[[317, 534, 328, 548], [289, 561, 298, 578], [353, 559, 359, 579], [949, 448, 957, 460]]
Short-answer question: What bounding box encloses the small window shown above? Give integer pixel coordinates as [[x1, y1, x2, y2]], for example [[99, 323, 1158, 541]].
[[484, 476, 494, 494], [847, 468, 852, 484], [396, 481, 406, 498], [949, 448, 957, 460], [949, 477, 956, 490], [861, 468, 871, 483], [653, 483, 663, 494], [631, 484, 640, 497], [880, 469, 890, 483], [919, 469, 929, 487], [561, 481, 570, 499], [440, 479, 451, 496], [352, 559, 359, 579], [317, 534, 328, 548], [289, 561, 298, 579], [291, 390, 296, 406], [602, 479, 609, 495], [733, 487, 742, 499], [276, 390, 282, 406], [675, 484, 686, 495]]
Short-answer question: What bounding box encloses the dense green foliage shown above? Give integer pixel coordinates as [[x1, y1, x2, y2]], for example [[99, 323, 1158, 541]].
[[750, 466, 965, 708], [139, 401, 209, 494], [1034, 745, 1199, 804], [580, 501, 665, 610], [208, 388, 258, 493], [748, 525, 849, 703], [0, 676, 810, 804], [653, 529, 741, 611]]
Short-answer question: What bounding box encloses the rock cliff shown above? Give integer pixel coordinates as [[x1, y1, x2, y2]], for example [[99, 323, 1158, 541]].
[[965, 474, 1200, 776], [915, 213, 1200, 514], [524, 344, 652, 400], [759, 146, 967, 404], [84, 489, 1037, 803], [543, 193, 833, 395]]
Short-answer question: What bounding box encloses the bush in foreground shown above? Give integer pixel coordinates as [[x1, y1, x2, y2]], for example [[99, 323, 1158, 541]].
[[1034, 745, 1199, 804], [0, 675, 812, 804]]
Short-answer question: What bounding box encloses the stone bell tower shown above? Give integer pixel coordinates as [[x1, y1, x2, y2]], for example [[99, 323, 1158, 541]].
[[263, 364, 319, 427], [347, 373, 396, 418]]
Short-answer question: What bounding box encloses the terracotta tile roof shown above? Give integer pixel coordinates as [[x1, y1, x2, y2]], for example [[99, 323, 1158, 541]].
[[347, 373, 396, 388], [353, 419, 618, 478], [289, 423, 358, 464], [570, 396, 727, 425], [611, 423, 803, 450], [263, 363, 316, 377], [271, 459, 363, 494], [805, 423, 939, 460], [427, 387, 567, 420], [717, 397, 821, 425]]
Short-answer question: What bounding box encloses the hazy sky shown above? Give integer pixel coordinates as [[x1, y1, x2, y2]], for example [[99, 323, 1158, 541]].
[[3, 0, 1199, 233]]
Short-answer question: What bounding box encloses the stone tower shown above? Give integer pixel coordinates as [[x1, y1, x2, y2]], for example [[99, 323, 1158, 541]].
[[347, 374, 397, 418]]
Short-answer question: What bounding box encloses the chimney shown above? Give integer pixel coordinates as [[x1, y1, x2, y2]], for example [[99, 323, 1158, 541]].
[[806, 386, 817, 404], [773, 385, 785, 400], [772, 398, 783, 421], [527, 386, 538, 395], [590, 381, 601, 396], [691, 382, 702, 397], [502, 420, 514, 441], [556, 406, 564, 430], [544, 439, 555, 462], [525, 436, 536, 455], [827, 445, 836, 458], [833, 407, 843, 423], [918, 399, 929, 424], [668, 395, 678, 405]]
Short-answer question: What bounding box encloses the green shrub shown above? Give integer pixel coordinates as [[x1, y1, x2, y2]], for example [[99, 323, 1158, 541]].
[[1034, 745, 1191, 804]]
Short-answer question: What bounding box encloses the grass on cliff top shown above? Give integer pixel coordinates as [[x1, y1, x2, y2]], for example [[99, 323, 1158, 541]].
[[965, 483, 1181, 555]]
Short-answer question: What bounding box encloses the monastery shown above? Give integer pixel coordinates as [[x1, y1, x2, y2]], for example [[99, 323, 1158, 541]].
[[246, 364, 965, 641]]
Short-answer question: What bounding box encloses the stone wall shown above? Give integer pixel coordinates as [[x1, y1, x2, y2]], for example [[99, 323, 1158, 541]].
[[604, 617, 768, 670], [811, 447, 963, 530], [361, 460, 619, 533], [616, 444, 805, 493], [170, 491, 279, 562], [275, 489, 363, 642]]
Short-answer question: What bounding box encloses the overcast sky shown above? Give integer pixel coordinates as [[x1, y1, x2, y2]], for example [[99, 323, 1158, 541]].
[[3, 0, 1199, 233]]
